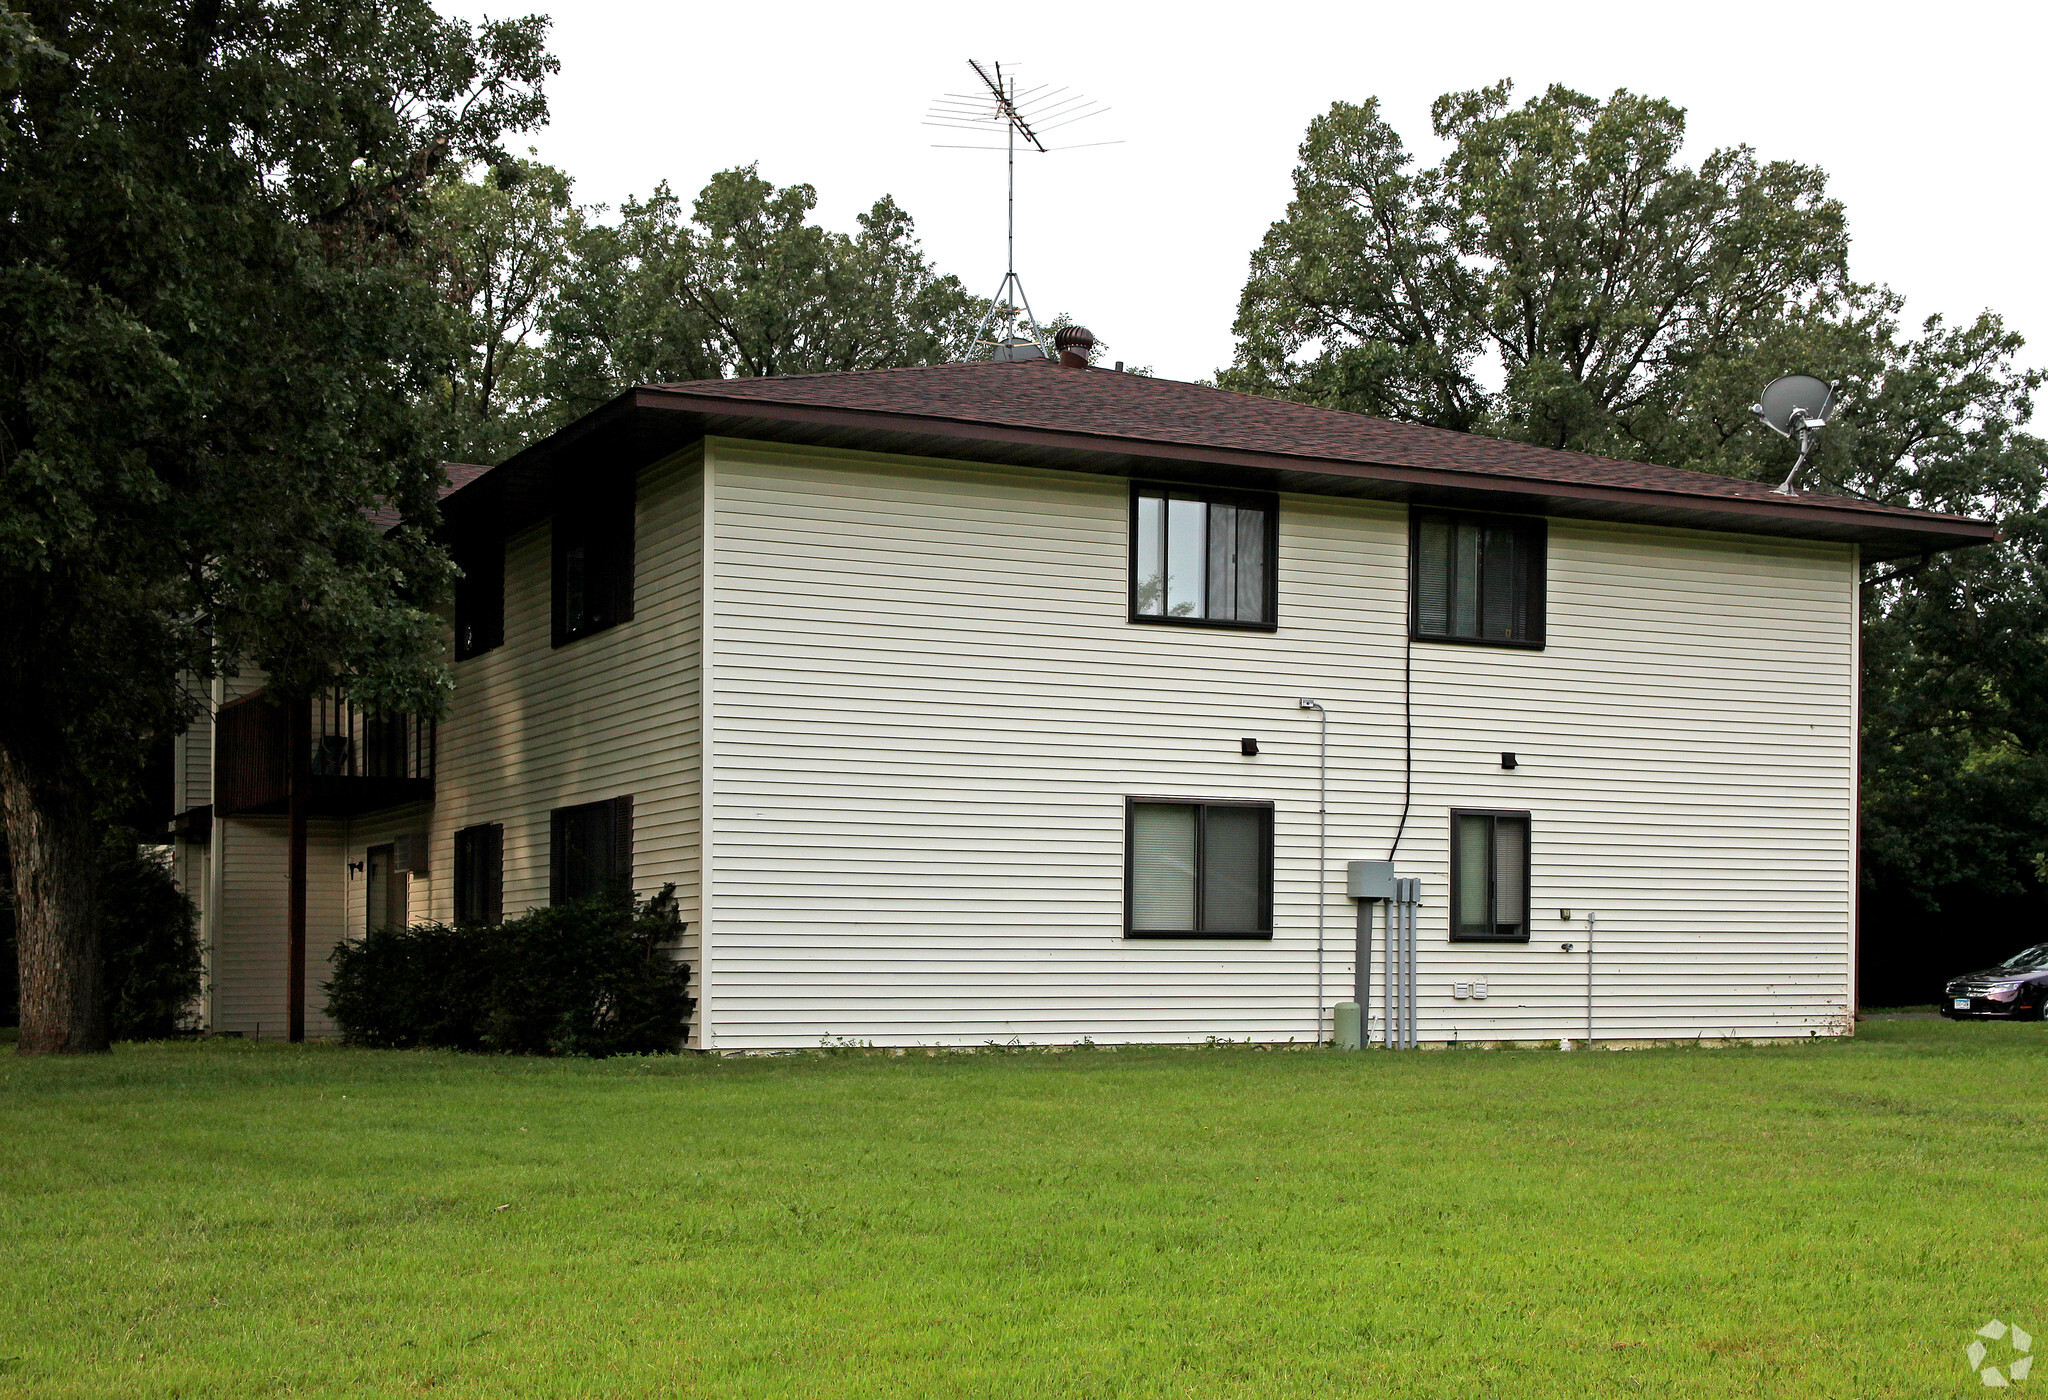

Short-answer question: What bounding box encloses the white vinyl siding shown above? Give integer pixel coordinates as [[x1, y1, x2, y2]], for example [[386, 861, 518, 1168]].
[[699, 439, 1856, 1049], [416, 449, 705, 1034], [208, 816, 344, 1040], [182, 431, 1859, 1051], [184, 455, 705, 1040]]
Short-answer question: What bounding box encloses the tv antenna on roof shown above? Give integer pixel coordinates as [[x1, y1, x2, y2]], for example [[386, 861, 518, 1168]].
[[925, 60, 1118, 361], [1752, 374, 1839, 495]]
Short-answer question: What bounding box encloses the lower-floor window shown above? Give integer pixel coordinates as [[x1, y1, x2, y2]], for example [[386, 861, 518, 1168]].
[[551, 796, 633, 905], [453, 823, 504, 925], [1126, 798, 1273, 938], [364, 843, 407, 933], [1450, 809, 1530, 941]]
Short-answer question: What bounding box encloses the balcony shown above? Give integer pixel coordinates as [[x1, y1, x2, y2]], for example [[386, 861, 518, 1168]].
[[215, 689, 436, 817]]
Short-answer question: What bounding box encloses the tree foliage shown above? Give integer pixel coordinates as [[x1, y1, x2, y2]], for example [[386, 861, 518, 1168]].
[[1230, 83, 2048, 994], [0, 1, 554, 1052], [1224, 83, 1857, 464], [537, 166, 983, 425], [420, 155, 577, 464]]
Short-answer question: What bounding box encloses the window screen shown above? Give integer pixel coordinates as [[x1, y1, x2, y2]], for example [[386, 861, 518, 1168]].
[[1131, 487, 1275, 627], [552, 474, 635, 647], [1412, 511, 1545, 646], [1450, 810, 1531, 941], [453, 822, 504, 925], [1126, 800, 1273, 937], [551, 796, 633, 905]]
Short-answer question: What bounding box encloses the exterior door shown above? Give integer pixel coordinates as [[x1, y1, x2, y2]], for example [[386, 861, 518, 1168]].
[[364, 844, 408, 933]]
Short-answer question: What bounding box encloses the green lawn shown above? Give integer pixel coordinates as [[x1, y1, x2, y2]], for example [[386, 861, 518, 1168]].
[[3, 1021, 2044, 1398]]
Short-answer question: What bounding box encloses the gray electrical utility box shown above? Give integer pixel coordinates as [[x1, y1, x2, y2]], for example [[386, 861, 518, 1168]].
[[1346, 859, 1396, 901]]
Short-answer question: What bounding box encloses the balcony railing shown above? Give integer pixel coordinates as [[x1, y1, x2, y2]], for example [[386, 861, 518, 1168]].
[[216, 689, 436, 817], [307, 691, 434, 782]]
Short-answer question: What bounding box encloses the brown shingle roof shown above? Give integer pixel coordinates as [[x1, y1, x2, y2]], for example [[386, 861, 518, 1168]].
[[646, 358, 1960, 528], [368, 461, 492, 532], [440, 358, 1993, 562]]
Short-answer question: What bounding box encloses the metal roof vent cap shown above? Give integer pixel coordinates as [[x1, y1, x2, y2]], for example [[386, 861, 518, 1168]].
[[1054, 325, 1095, 369]]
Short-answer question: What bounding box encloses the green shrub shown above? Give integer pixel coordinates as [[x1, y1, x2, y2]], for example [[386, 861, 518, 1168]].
[[1, 833, 200, 1037], [101, 840, 203, 1039], [325, 886, 694, 1055]]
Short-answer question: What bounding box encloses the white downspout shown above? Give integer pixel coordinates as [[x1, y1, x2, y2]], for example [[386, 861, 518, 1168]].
[[1585, 910, 1597, 1046]]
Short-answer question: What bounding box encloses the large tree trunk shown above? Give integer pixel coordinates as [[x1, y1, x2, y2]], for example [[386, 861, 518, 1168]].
[[0, 744, 106, 1055]]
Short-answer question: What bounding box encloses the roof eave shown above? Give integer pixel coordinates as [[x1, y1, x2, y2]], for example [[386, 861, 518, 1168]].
[[438, 386, 1998, 564], [628, 387, 1999, 562]]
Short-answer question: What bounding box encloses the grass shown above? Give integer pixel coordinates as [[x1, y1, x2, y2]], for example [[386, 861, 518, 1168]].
[[4, 1021, 2046, 1398]]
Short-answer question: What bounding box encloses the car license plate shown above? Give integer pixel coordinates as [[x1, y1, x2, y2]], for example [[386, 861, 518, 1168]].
[[1955, 997, 1973, 1010]]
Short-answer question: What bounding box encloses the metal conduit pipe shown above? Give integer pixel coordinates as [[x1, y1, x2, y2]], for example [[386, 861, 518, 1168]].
[[1299, 699, 1328, 1040], [1345, 866, 1420, 1050], [1585, 911, 1597, 1046], [1384, 888, 1396, 1049], [1396, 892, 1405, 1049], [1403, 879, 1420, 1049]]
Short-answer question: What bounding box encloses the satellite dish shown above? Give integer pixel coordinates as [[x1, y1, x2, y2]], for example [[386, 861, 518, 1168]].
[[1750, 374, 1839, 495], [1753, 374, 1836, 438]]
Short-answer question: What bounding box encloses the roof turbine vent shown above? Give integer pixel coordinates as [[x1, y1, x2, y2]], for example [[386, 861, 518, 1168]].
[[1054, 325, 1095, 369]]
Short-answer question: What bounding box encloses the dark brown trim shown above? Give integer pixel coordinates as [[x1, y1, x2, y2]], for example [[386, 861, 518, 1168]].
[[1126, 480, 1281, 631], [1122, 796, 1275, 940], [623, 387, 1998, 553], [434, 383, 1996, 564], [1448, 808, 1532, 943]]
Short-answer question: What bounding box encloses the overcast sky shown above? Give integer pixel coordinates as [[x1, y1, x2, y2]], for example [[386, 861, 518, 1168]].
[[443, 0, 2043, 390]]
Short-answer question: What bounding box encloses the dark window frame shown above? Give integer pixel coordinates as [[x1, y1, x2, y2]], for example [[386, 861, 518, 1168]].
[[453, 822, 504, 926], [453, 527, 505, 661], [1122, 796, 1275, 940], [1127, 482, 1280, 633], [549, 796, 633, 906], [1447, 807, 1532, 943], [1409, 509, 1547, 650], [551, 473, 636, 649]]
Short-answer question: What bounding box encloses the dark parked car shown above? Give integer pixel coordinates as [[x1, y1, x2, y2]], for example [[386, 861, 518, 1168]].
[[1944, 944, 2048, 1020]]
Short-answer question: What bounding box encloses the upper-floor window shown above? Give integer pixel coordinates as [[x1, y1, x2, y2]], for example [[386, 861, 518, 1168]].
[[552, 477, 635, 648], [1411, 510, 1546, 647], [1129, 485, 1276, 629], [453, 530, 504, 660], [1450, 809, 1530, 942]]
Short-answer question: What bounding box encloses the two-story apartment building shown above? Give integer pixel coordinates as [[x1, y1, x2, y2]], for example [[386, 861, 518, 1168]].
[[167, 353, 1996, 1049]]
